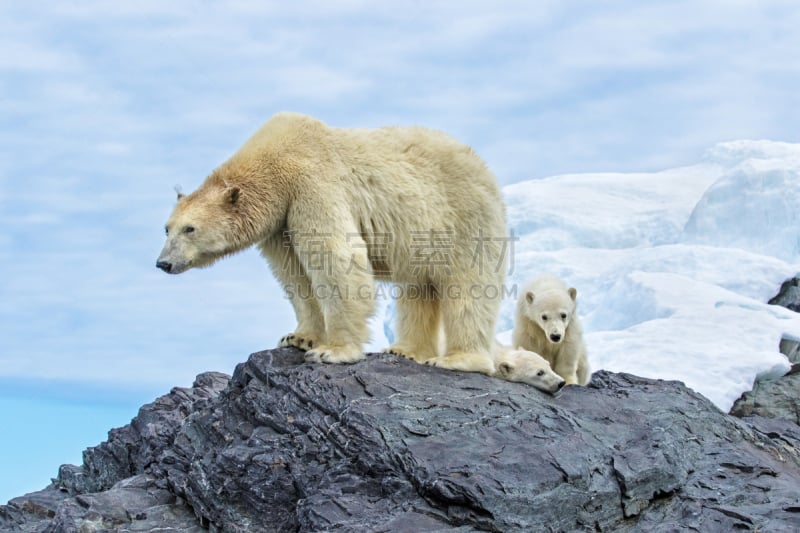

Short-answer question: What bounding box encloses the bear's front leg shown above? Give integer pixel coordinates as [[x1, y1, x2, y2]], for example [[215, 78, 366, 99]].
[[296, 231, 374, 365], [278, 289, 326, 351], [553, 351, 580, 385], [259, 235, 326, 352]]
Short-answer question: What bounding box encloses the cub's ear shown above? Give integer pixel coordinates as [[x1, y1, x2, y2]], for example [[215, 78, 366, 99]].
[[174, 185, 185, 202], [568, 287, 577, 302], [224, 186, 240, 205], [497, 361, 514, 377], [525, 291, 535, 305]]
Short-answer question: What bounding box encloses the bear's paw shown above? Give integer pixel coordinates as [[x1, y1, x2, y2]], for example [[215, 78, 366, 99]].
[[279, 333, 321, 351], [305, 345, 365, 364], [384, 345, 436, 364]]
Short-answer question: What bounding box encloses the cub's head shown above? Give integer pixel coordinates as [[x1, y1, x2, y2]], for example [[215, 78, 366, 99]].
[[522, 286, 577, 344], [156, 185, 243, 274], [495, 348, 565, 393]]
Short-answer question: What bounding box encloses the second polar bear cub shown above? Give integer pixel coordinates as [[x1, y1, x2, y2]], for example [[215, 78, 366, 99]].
[[512, 275, 590, 386], [492, 343, 565, 393]]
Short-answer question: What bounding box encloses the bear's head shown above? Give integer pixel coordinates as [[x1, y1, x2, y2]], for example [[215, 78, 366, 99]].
[[522, 286, 577, 344], [495, 348, 565, 393], [156, 185, 244, 274]]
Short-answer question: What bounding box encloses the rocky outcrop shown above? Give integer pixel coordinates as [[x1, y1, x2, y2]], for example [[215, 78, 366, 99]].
[[769, 276, 800, 312], [730, 278, 800, 424], [2, 349, 800, 532], [730, 334, 800, 424], [730, 367, 800, 425], [0, 372, 228, 532]]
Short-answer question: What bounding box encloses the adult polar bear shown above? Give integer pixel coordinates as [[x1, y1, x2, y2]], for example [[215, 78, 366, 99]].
[[157, 113, 508, 374]]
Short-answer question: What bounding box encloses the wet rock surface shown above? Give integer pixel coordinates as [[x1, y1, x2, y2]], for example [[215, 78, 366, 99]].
[[769, 276, 800, 312], [730, 364, 800, 425], [731, 277, 800, 426], [2, 350, 799, 532]]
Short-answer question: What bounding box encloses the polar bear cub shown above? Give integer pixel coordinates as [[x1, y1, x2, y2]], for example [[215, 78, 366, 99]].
[[491, 343, 565, 393], [512, 275, 590, 385]]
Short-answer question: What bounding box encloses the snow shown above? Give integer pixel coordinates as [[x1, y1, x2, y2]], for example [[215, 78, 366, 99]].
[[371, 140, 800, 412]]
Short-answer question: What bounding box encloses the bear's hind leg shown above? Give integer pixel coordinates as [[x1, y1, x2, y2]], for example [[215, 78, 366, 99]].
[[431, 292, 497, 374], [385, 286, 440, 364]]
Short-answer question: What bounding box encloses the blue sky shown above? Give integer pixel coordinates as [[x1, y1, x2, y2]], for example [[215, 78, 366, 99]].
[[2, 1, 799, 502]]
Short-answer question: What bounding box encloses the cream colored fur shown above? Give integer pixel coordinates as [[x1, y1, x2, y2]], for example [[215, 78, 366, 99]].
[[512, 275, 590, 385], [157, 112, 507, 372], [491, 343, 565, 393]]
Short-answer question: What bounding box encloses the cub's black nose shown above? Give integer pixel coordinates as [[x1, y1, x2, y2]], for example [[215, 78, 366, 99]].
[[550, 333, 562, 342], [556, 381, 566, 390], [156, 261, 172, 273]]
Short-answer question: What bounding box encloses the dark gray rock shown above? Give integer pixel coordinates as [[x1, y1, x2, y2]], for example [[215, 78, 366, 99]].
[[769, 276, 800, 312], [3, 350, 800, 532], [780, 337, 800, 364], [729, 278, 800, 425], [0, 372, 228, 533], [46, 474, 204, 533], [60, 371, 230, 495], [730, 366, 800, 425]]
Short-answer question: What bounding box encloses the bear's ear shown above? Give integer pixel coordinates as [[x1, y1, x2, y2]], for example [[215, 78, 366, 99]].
[[525, 291, 535, 305], [174, 185, 185, 202], [568, 287, 577, 302], [224, 186, 240, 205], [497, 361, 514, 377]]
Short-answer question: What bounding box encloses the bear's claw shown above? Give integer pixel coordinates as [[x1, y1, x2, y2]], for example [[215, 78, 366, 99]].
[[383, 346, 436, 364], [279, 333, 318, 351]]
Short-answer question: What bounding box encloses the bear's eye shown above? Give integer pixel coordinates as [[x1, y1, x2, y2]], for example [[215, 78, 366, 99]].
[[183, 226, 195, 234], [542, 314, 548, 321], [164, 226, 169, 235], [560, 313, 567, 320], [536, 370, 545, 377]]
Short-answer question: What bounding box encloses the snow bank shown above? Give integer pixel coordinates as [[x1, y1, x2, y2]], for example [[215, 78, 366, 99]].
[[501, 140, 800, 411], [375, 139, 800, 412]]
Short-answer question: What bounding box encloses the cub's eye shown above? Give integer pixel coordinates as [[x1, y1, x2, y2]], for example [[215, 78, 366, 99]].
[[164, 227, 169, 235], [183, 226, 195, 234], [560, 313, 567, 319], [542, 315, 548, 321], [536, 370, 545, 377]]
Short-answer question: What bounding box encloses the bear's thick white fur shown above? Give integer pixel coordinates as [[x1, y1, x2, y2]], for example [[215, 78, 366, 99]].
[[157, 112, 507, 373], [512, 275, 590, 385], [491, 343, 565, 393]]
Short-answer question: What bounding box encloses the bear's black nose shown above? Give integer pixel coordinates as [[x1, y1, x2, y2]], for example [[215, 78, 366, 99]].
[[156, 261, 173, 273], [550, 333, 562, 342], [556, 381, 566, 390]]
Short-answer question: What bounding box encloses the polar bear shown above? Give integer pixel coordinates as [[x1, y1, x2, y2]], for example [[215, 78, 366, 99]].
[[491, 343, 565, 393], [512, 275, 590, 385], [156, 112, 507, 374]]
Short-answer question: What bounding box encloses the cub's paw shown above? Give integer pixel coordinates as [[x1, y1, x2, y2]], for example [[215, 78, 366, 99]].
[[278, 333, 320, 351], [305, 345, 365, 365], [384, 345, 436, 364]]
